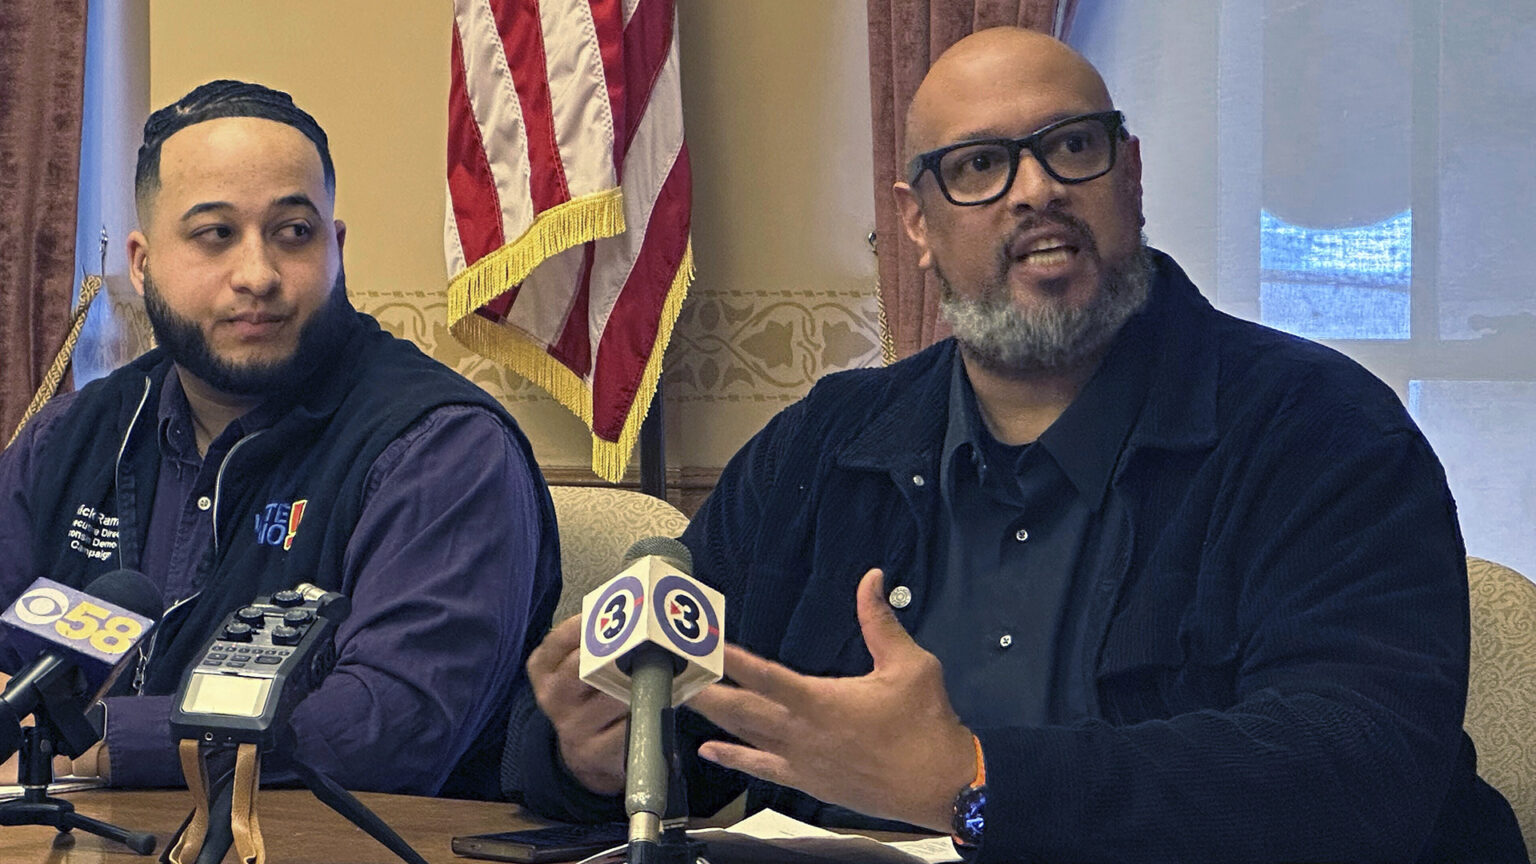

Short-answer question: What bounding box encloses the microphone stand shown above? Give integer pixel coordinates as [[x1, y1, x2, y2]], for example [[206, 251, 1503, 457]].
[[625, 648, 707, 864], [655, 702, 708, 864], [0, 706, 156, 854]]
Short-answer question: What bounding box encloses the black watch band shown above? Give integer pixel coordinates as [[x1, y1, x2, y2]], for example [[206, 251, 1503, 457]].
[[952, 781, 987, 848], [950, 733, 987, 848]]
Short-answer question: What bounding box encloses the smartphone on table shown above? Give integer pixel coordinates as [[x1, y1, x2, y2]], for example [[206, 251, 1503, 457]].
[[451, 822, 629, 863]]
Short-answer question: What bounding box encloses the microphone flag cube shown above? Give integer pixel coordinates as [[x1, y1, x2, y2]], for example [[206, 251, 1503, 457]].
[[578, 556, 724, 706], [1, 577, 156, 694]]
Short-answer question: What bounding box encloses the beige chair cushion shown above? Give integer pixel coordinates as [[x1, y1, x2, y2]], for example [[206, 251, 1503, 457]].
[[1465, 555, 1536, 852], [548, 486, 690, 623]]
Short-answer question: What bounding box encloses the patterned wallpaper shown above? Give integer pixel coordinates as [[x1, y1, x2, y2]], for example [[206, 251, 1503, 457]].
[[367, 282, 884, 410], [367, 289, 545, 403], [665, 284, 884, 405]]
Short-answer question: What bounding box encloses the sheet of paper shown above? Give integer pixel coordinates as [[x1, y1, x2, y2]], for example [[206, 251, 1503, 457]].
[[883, 835, 967, 864], [710, 809, 960, 863], [723, 808, 842, 839], [575, 809, 962, 864], [569, 809, 959, 864]]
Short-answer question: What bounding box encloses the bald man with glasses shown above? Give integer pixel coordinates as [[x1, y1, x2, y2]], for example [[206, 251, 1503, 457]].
[[511, 27, 1526, 863]]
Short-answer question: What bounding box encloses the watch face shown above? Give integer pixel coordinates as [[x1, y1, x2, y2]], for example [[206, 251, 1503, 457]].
[[952, 784, 987, 846]]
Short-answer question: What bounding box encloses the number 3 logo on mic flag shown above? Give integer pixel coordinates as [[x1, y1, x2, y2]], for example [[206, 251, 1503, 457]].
[[653, 575, 720, 657], [584, 575, 645, 658]]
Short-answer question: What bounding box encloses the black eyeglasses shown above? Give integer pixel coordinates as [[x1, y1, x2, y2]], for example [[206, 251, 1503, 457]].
[[906, 110, 1128, 206]]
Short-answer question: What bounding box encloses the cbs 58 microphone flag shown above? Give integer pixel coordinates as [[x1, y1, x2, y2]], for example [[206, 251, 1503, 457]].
[[0, 574, 160, 696], [446, 0, 693, 482]]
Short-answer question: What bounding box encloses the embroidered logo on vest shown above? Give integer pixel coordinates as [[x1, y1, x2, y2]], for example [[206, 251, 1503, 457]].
[[254, 499, 308, 551], [66, 504, 120, 562]]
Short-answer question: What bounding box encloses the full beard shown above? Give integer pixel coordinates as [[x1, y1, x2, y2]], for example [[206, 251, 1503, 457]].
[[939, 225, 1152, 377], [142, 267, 354, 399]]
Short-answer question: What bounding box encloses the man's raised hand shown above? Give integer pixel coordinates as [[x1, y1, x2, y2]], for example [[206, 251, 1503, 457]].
[[689, 568, 975, 832]]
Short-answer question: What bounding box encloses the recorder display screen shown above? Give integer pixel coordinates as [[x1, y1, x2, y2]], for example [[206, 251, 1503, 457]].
[[180, 672, 272, 718]]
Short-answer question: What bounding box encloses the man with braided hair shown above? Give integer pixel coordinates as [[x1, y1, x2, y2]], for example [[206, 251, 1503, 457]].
[[0, 80, 559, 797]]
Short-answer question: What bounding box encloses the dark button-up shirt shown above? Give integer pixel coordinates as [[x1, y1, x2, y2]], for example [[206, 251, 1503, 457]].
[[0, 368, 547, 794], [141, 371, 285, 607], [920, 314, 1152, 728]]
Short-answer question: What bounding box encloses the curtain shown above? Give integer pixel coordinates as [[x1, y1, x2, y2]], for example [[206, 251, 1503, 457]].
[[0, 1, 89, 441], [866, 0, 1076, 361]]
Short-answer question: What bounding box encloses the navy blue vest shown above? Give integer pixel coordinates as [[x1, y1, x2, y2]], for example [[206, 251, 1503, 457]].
[[26, 311, 559, 796]]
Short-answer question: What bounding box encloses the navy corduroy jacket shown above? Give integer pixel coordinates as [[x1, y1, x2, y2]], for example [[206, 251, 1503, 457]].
[[518, 250, 1526, 862]]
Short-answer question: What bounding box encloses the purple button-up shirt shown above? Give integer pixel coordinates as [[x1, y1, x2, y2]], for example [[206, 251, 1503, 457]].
[[0, 367, 548, 794]]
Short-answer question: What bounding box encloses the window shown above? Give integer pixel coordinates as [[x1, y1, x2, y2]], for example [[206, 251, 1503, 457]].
[[1074, 0, 1536, 578], [1259, 210, 1411, 340]]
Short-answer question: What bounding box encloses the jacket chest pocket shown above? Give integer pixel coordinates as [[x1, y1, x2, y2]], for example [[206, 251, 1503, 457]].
[[784, 490, 923, 658], [776, 559, 871, 677], [1096, 568, 1238, 723]]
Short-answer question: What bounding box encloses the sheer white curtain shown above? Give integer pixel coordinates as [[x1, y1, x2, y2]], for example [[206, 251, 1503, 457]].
[[1072, 0, 1536, 579], [72, 0, 152, 387]]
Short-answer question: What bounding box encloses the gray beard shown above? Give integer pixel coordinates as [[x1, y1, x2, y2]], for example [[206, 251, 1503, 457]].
[[939, 242, 1152, 375]]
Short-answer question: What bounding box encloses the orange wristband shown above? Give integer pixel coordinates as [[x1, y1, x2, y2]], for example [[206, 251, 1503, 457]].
[[968, 733, 986, 786], [950, 733, 988, 848]]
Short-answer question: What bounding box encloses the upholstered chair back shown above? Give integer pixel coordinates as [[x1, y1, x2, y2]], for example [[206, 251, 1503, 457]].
[[547, 486, 690, 623], [1464, 555, 1536, 852]]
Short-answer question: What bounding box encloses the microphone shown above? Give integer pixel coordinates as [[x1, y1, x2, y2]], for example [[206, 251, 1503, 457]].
[[0, 571, 162, 759], [578, 537, 723, 861]]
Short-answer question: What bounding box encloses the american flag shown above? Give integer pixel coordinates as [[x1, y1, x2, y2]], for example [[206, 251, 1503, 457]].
[[446, 0, 692, 482]]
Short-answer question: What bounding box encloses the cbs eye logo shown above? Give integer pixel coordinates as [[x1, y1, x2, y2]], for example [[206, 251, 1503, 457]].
[[584, 575, 645, 659], [14, 587, 70, 626], [12, 587, 143, 656]]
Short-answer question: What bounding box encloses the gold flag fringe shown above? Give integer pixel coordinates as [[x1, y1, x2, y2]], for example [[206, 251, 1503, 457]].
[[448, 241, 696, 483], [447, 187, 626, 323], [590, 241, 694, 482]]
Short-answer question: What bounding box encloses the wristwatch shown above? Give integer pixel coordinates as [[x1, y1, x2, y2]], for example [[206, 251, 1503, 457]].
[[951, 734, 987, 849]]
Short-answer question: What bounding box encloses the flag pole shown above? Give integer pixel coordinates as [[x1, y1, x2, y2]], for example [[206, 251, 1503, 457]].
[[639, 381, 666, 500]]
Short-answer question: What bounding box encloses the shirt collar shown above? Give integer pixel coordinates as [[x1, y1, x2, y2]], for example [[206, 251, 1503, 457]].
[[1037, 306, 1154, 509], [838, 247, 1219, 477], [156, 368, 196, 460], [940, 357, 985, 494], [940, 299, 1155, 512], [155, 366, 285, 460]]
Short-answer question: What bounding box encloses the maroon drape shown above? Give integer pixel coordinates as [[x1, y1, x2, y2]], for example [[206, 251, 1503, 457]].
[[867, 0, 1076, 360], [0, 2, 88, 441]]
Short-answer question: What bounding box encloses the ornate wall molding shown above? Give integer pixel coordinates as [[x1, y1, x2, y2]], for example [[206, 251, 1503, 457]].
[[665, 287, 882, 404]]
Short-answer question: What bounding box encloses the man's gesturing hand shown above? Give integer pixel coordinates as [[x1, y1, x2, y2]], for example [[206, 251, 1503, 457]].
[[525, 615, 628, 796], [689, 568, 976, 833]]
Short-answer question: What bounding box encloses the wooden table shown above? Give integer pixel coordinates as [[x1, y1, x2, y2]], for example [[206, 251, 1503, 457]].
[[0, 787, 556, 862]]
